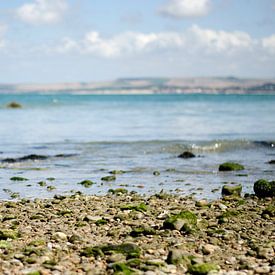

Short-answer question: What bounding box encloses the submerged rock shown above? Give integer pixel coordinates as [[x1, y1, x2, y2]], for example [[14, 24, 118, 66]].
[[6, 102, 22, 108], [222, 184, 242, 197], [219, 162, 244, 171], [178, 151, 196, 159], [101, 175, 116, 182], [10, 176, 29, 181], [254, 179, 275, 198], [78, 180, 95, 188]]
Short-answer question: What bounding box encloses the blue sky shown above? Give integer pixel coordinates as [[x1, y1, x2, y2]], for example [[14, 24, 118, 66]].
[[0, 0, 275, 83]]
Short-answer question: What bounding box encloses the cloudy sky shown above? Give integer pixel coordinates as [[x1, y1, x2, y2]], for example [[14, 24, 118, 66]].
[[0, 0, 275, 83]]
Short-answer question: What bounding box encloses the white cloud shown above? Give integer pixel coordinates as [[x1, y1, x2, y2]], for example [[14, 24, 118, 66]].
[[159, 0, 211, 18], [262, 34, 275, 54], [0, 24, 7, 49], [16, 0, 68, 25], [55, 26, 256, 58], [56, 31, 186, 57], [189, 25, 253, 53]]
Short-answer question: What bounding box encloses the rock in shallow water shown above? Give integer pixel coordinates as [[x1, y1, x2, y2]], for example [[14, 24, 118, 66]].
[[222, 184, 242, 197], [254, 179, 275, 198], [219, 162, 244, 171], [178, 151, 196, 159]]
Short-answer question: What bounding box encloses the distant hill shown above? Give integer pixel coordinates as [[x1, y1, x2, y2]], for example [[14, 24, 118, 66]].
[[1, 77, 275, 94]]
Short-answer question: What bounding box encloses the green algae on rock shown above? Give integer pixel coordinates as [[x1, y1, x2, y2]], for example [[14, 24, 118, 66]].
[[78, 180, 95, 188], [130, 226, 156, 237], [163, 210, 197, 233], [219, 162, 244, 171], [101, 175, 116, 182], [10, 176, 29, 181], [0, 229, 19, 240], [254, 179, 275, 198], [188, 263, 219, 274], [222, 184, 242, 197], [120, 202, 147, 212]]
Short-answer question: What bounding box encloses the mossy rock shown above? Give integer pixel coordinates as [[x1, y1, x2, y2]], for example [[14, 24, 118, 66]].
[[120, 203, 147, 212], [111, 263, 135, 275], [101, 175, 116, 182], [130, 226, 156, 237], [219, 162, 244, 171], [222, 184, 242, 197], [108, 188, 128, 195], [109, 170, 126, 175], [254, 179, 275, 198], [6, 102, 22, 108], [188, 263, 218, 274], [262, 204, 275, 217], [38, 181, 47, 187], [163, 210, 197, 233], [78, 180, 95, 188], [81, 243, 141, 259], [0, 229, 19, 240], [166, 249, 193, 266], [0, 240, 12, 249], [10, 176, 29, 181]]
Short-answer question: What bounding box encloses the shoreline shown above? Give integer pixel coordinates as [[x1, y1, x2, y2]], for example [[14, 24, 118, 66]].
[[0, 192, 274, 274]]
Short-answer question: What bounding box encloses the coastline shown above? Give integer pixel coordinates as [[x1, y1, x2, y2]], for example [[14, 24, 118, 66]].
[[0, 192, 274, 274]]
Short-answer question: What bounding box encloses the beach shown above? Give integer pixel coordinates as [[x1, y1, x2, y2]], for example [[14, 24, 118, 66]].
[[0, 192, 274, 274]]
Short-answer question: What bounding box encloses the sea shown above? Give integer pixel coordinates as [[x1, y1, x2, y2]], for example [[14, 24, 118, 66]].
[[0, 93, 275, 200]]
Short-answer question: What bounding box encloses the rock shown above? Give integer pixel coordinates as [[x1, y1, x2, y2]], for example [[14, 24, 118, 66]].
[[254, 179, 275, 198], [195, 200, 209, 207], [268, 160, 275, 164], [111, 263, 134, 274], [101, 175, 116, 182], [166, 249, 192, 266], [0, 229, 19, 240], [163, 210, 197, 233], [188, 263, 219, 274], [83, 215, 102, 222], [178, 151, 196, 159], [202, 244, 219, 255], [109, 170, 125, 175], [120, 203, 147, 212], [219, 162, 244, 171], [2, 154, 48, 163], [78, 180, 95, 188], [256, 246, 274, 259], [108, 188, 128, 194], [153, 171, 160, 176], [53, 232, 67, 241], [6, 102, 22, 108], [130, 226, 156, 237], [262, 204, 275, 217], [81, 243, 141, 258], [222, 184, 242, 197], [10, 176, 29, 181]]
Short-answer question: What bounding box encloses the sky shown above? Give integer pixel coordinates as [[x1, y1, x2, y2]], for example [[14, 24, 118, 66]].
[[0, 0, 275, 83]]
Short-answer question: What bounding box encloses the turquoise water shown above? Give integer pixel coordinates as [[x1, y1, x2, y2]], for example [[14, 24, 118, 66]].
[[0, 94, 275, 200]]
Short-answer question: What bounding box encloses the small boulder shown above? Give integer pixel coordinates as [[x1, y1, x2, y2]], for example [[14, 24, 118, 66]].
[[101, 175, 116, 182], [222, 184, 242, 197], [219, 162, 244, 171], [254, 179, 275, 198], [178, 151, 196, 159]]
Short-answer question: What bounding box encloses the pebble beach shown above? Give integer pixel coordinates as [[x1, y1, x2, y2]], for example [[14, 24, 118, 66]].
[[0, 191, 274, 275]]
